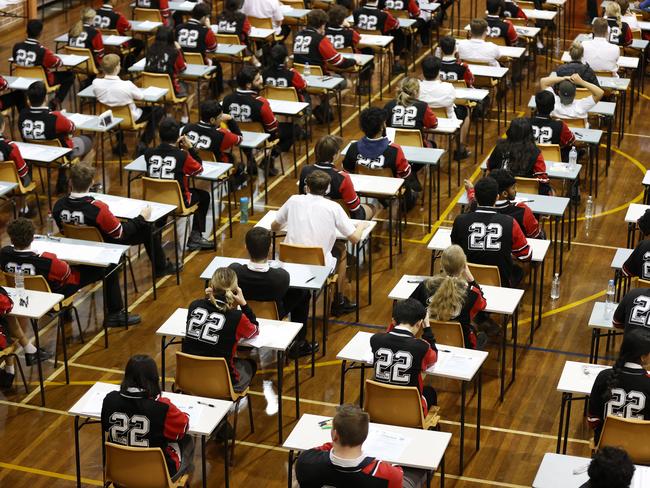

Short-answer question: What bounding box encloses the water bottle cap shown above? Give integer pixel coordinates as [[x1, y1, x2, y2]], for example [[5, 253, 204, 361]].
[[240, 197, 249, 203]]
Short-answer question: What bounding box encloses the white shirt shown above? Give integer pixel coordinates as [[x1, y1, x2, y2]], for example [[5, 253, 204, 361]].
[[274, 194, 356, 271], [418, 79, 457, 119], [241, 0, 284, 35], [457, 38, 500, 67], [546, 87, 596, 121], [581, 36, 620, 74], [92, 75, 144, 121]]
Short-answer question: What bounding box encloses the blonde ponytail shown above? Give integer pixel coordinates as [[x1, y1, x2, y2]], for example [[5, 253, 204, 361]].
[[71, 8, 96, 37], [395, 77, 420, 107], [426, 275, 466, 321], [606, 2, 623, 29], [207, 267, 239, 312], [70, 20, 84, 38]]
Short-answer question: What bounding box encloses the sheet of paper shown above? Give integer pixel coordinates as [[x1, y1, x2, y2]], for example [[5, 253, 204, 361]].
[[66, 112, 95, 127], [163, 395, 204, 430], [363, 428, 411, 460], [385, 127, 396, 142], [284, 263, 315, 286], [31, 239, 105, 264], [138, 20, 156, 29], [141, 86, 168, 99], [10, 77, 34, 90], [77, 388, 110, 417], [632, 466, 650, 488]]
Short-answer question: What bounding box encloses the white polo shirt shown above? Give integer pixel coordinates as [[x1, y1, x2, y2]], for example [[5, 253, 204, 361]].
[[581, 36, 620, 74], [274, 194, 356, 271], [457, 38, 500, 67], [418, 79, 457, 119], [92, 75, 144, 121], [546, 87, 596, 121], [241, 0, 284, 35]]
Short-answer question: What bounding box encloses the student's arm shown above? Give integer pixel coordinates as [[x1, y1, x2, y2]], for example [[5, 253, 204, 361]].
[[393, 145, 412, 179], [91, 31, 105, 61], [8, 143, 29, 179], [159, 0, 171, 22], [54, 111, 75, 136], [462, 63, 475, 87], [511, 220, 532, 261], [40, 251, 74, 285], [259, 98, 279, 135], [205, 29, 217, 53], [539, 74, 567, 91], [128, 81, 145, 101], [175, 50, 187, 74], [420, 319, 438, 369], [383, 11, 400, 33], [423, 105, 438, 129], [622, 244, 644, 277], [271, 200, 289, 232], [407, 0, 421, 16], [351, 28, 361, 49], [612, 299, 626, 328], [181, 150, 203, 176], [340, 172, 362, 215], [290, 68, 307, 91], [116, 13, 131, 35], [623, 23, 633, 46], [587, 371, 607, 430], [94, 201, 124, 240], [218, 127, 243, 152], [559, 121, 575, 147], [43, 47, 63, 70], [341, 148, 356, 173], [318, 36, 355, 68], [0, 76, 7, 91], [467, 281, 487, 318], [157, 397, 189, 440], [570, 73, 604, 102], [532, 150, 549, 183], [519, 204, 541, 238], [506, 20, 518, 45], [234, 306, 260, 340]]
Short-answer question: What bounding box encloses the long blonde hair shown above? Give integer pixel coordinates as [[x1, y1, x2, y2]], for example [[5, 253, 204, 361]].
[[70, 7, 96, 38], [207, 267, 239, 312], [605, 2, 622, 29], [395, 77, 420, 107], [425, 245, 468, 321]]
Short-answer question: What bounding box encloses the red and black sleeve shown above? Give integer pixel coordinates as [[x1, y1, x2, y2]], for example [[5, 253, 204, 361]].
[[351, 28, 361, 49], [241, 18, 251, 43], [234, 304, 259, 341], [468, 282, 487, 319], [116, 14, 131, 35], [623, 23, 633, 46], [43, 48, 63, 70], [506, 21, 518, 45], [157, 396, 189, 440], [532, 151, 549, 183], [339, 172, 362, 213], [91, 30, 105, 61], [8, 143, 29, 179], [0, 76, 7, 91], [612, 300, 626, 329], [175, 50, 187, 74], [462, 62, 475, 87], [54, 112, 75, 135], [516, 6, 528, 19], [219, 128, 243, 152], [559, 122, 575, 147], [393, 145, 412, 179], [94, 201, 124, 240], [182, 151, 203, 176], [259, 98, 279, 134], [511, 221, 532, 261], [361, 460, 404, 488], [159, 0, 171, 22], [407, 0, 421, 17], [290, 69, 307, 91], [423, 105, 438, 129], [519, 203, 541, 238], [41, 251, 77, 286], [383, 11, 400, 32], [205, 29, 218, 52], [318, 37, 355, 68]]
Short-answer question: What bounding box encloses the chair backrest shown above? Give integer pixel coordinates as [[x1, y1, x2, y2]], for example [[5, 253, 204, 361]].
[[216, 33, 243, 45], [279, 242, 326, 266], [249, 16, 273, 29], [514, 176, 539, 194], [142, 176, 185, 209], [63, 46, 99, 75], [134, 7, 163, 22], [364, 379, 425, 429], [468, 263, 501, 287], [61, 223, 105, 242], [98, 102, 138, 130], [141, 72, 176, 102], [574, 87, 591, 100], [518, 0, 534, 7], [3, 271, 53, 292], [538, 143, 562, 162], [394, 128, 423, 148], [183, 51, 205, 65], [293, 62, 325, 77], [450, 80, 468, 89], [597, 415, 650, 464], [429, 320, 465, 348], [509, 17, 528, 26], [247, 299, 280, 320], [263, 86, 299, 102], [0, 161, 21, 185], [429, 106, 449, 119], [387, 8, 409, 19], [487, 36, 507, 46], [13, 65, 49, 87], [631, 28, 642, 39], [104, 442, 175, 488], [198, 149, 217, 161], [175, 351, 235, 399], [557, 116, 588, 128]]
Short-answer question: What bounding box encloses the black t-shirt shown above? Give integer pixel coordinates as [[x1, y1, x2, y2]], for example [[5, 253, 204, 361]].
[[612, 288, 650, 331], [353, 5, 392, 33], [228, 262, 290, 314], [293, 27, 327, 67], [623, 240, 650, 280], [325, 25, 356, 50], [175, 19, 211, 53]]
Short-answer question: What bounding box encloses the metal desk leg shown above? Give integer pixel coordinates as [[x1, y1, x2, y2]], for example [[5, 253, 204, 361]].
[[359, 364, 366, 407], [294, 354, 300, 419], [556, 392, 568, 453], [277, 349, 284, 443], [388, 202, 393, 268], [459, 381, 466, 475], [74, 416, 82, 488], [311, 291, 316, 377], [562, 393, 573, 454], [355, 242, 360, 323], [340, 360, 347, 404], [223, 432, 230, 488], [476, 370, 482, 451], [31, 318, 45, 406], [530, 262, 538, 344], [287, 450, 295, 488], [499, 315, 508, 402], [201, 434, 207, 488]]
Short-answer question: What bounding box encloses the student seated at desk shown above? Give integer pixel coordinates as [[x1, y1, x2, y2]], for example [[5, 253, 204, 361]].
[[299, 135, 376, 220], [485, 0, 518, 46], [240, 0, 290, 40], [556, 41, 601, 87], [451, 177, 531, 286], [0, 76, 26, 114], [272, 170, 368, 316], [411, 245, 488, 349], [487, 117, 551, 193], [581, 19, 621, 75], [353, 0, 405, 74], [588, 328, 650, 442], [372, 298, 438, 411], [19, 82, 93, 194], [458, 19, 501, 67], [175, 3, 218, 64], [95, 0, 144, 66], [12, 19, 75, 110], [622, 210, 650, 280], [539, 73, 604, 123], [68, 8, 105, 74], [0, 218, 140, 326], [582, 446, 636, 488], [618, 0, 640, 30], [384, 77, 438, 136], [92, 54, 164, 156], [603, 2, 633, 47], [145, 117, 212, 251], [262, 44, 308, 102], [145, 27, 187, 99], [135, 0, 170, 25], [326, 4, 361, 51], [101, 354, 192, 479], [531, 90, 576, 162], [215, 0, 253, 47], [612, 285, 650, 331], [0, 114, 32, 216], [182, 267, 259, 391], [53, 164, 178, 278], [295, 404, 415, 488], [438, 36, 475, 87], [502, 0, 527, 19], [229, 227, 315, 358]]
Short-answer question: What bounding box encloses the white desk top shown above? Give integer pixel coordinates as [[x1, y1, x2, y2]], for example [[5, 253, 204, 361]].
[[426, 227, 550, 263], [533, 452, 649, 488], [168, 0, 196, 12], [77, 83, 168, 103], [282, 6, 310, 18], [479, 157, 582, 180], [125, 156, 232, 182], [0, 181, 17, 197], [303, 74, 345, 91], [199, 255, 330, 291], [349, 173, 405, 197], [341, 141, 445, 166], [213, 43, 247, 56], [13, 141, 72, 163], [129, 20, 163, 32], [466, 64, 509, 78], [3, 76, 40, 91], [268, 99, 310, 116], [336, 330, 488, 381], [61, 111, 123, 132], [398, 18, 417, 28], [341, 53, 374, 66], [249, 27, 275, 40], [556, 360, 609, 395], [420, 1, 440, 11], [625, 203, 649, 223], [54, 33, 131, 47], [88, 192, 176, 222], [643, 169, 650, 186], [588, 302, 616, 330], [454, 87, 490, 101], [639, 20, 650, 31], [359, 34, 393, 48], [68, 381, 231, 435], [498, 45, 526, 59], [572, 128, 603, 145], [31, 235, 129, 267], [515, 25, 542, 37], [156, 307, 302, 351], [457, 191, 569, 217], [4, 286, 64, 319], [610, 247, 632, 270], [128, 58, 216, 78], [283, 413, 452, 470], [522, 8, 557, 19]]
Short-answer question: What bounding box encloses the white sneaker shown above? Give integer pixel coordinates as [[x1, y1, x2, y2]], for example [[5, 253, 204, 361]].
[[263, 380, 279, 416]]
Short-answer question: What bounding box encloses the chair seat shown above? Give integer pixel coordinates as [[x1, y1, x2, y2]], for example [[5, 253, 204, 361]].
[[178, 202, 199, 217]]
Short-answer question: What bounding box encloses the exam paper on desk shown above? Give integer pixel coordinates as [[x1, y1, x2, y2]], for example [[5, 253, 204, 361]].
[[363, 428, 411, 460], [162, 394, 205, 431]]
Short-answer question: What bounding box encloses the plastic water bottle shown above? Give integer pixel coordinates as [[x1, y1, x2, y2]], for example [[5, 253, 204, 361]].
[[303, 62, 311, 77], [240, 197, 249, 224], [605, 279, 616, 316], [585, 195, 594, 235], [550, 273, 560, 300], [568, 146, 578, 171], [47, 212, 55, 238], [15, 265, 25, 301]]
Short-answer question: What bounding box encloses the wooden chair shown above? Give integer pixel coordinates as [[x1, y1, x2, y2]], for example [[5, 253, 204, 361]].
[[63, 46, 100, 79], [558, 116, 588, 129], [248, 16, 285, 42], [364, 379, 440, 430], [214, 34, 251, 67], [596, 415, 650, 464], [13, 65, 60, 95], [141, 72, 190, 121], [574, 87, 592, 100], [394, 128, 423, 147], [174, 352, 254, 464], [0, 161, 43, 224], [429, 320, 465, 348], [262, 85, 299, 102], [467, 263, 501, 286], [538, 143, 562, 162], [134, 7, 163, 22], [246, 299, 280, 320], [0, 342, 28, 393], [182, 52, 205, 65], [104, 442, 189, 488], [237, 120, 284, 178], [514, 176, 540, 194], [1, 107, 16, 140], [488, 36, 507, 46]]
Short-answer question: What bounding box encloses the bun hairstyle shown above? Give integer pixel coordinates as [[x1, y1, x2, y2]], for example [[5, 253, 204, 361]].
[[426, 245, 468, 321], [208, 267, 239, 312], [396, 77, 420, 107], [605, 2, 623, 29]]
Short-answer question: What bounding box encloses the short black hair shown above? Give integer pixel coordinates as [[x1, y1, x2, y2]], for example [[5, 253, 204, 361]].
[[392, 298, 427, 326], [486, 0, 503, 15], [27, 19, 44, 38], [359, 107, 386, 138], [237, 64, 259, 89], [588, 447, 635, 488], [305, 169, 331, 195], [328, 4, 349, 26], [7, 218, 35, 250], [439, 35, 456, 55], [306, 8, 328, 29], [199, 100, 223, 123], [245, 227, 271, 261], [27, 81, 46, 107], [489, 168, 516, 194], [191, 2, 210, 19], [474, 177, 499, 206], [270, 44, 288, 67], [422, 55, 441, 80], [121, 354, 162, 399], [535, 90, 556, 116], [158, 116, 180, 143]]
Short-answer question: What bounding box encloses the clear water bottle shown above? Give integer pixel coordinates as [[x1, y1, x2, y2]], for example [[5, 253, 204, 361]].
[[568, 146, 578, 171], [240, 197, 249, 224], [585, 195, 594, 235], [605, 279, 616, 316], [303, 62, 311, 77], [15, 265, 25, 301], [47, 212, 55, 238], [550, 272, 560, 300]]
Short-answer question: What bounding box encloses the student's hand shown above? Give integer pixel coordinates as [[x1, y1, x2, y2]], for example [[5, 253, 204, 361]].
[[356, 58, 364, 66], [174, 41, 182, 50], [423, 310, 431, 328], [205, 286, 214, 298], [178, 135, 194, 149], [233, 286, 246, 306], [221, 113, 232, 122], [463, 179, 474, 192], [464, 264, 475, 282], [140, 205, 152, 220], [569, 73, 585, 85]]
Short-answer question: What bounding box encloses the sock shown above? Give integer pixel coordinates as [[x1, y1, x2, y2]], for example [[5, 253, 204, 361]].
[[4, 365, 14, 375], [23, 343, 37, 354]]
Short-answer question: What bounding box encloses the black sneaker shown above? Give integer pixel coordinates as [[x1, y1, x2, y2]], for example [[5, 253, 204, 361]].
[[155, 260, 181, 278], [392, 63, 405, 75], [288, 340, 320, 359], [267, 166, 279, 177], [453, 147, 471, 160], [476, 317, 501, 337], [211, 420, 234, 442], [0, 370, 15, 389], [187, 234, 214, 251], [105, 311, 141, 327], [331, 296, 357, 317], [475, 331, 488, 350], [25, 347, 53, 366]]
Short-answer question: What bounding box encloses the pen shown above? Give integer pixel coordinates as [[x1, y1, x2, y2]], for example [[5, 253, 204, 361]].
[[197, 401, 215, 407], [305, 276, 315, 283], [439, 349, 451, 353], [407, 279, 423, 283], [518, 199, 534, 203]]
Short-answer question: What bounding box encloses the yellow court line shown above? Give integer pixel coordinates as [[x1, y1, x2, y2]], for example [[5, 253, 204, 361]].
[[517, 289, 606, 326], [70, 362, 127, 375], [256, 359, 342, 375], [0, 461, 103, 486]]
